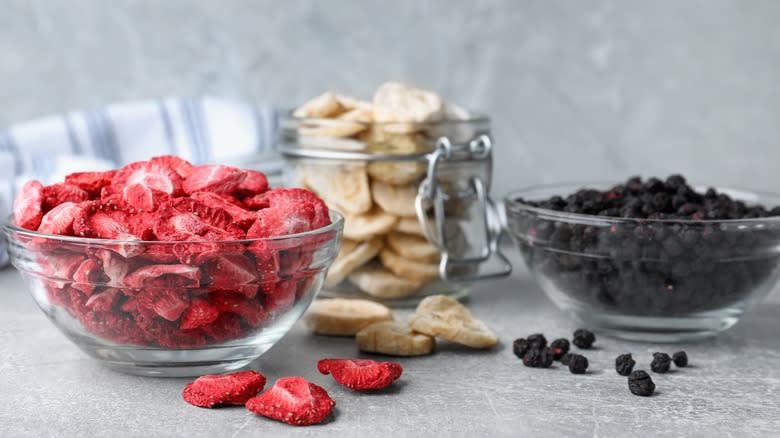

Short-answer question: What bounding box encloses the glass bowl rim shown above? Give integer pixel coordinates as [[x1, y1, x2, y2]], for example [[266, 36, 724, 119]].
[[280, 109, 490, 127], [2, 210, 344, 245], [504, 181, 780, 225]]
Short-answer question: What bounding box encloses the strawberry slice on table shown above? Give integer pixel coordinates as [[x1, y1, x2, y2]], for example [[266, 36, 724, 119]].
[[41, 183, 90, 211], [183, 164, 247, 195], [38, 202, 85, 235], [317, 358, 403, 392], [13, 180, 44, 230], [65, 170, 117, 196], [182, 370, 267, 408], [245, 377, 335, 426]]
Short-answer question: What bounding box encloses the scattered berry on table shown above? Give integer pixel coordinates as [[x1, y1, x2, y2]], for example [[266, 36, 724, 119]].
[[615, 353, 636, 376], [550, 338, 570, 360], [527, 333, 547, 350], [650, 352, 672, 373], [567, 354, 589, 374], [628, 370, 656, 396], [572, 329, 596, 349], [523, 347, 554, 368], [672, 351, 688, 367], [560, 353, 572, 366], [513, 338, 532, 359]]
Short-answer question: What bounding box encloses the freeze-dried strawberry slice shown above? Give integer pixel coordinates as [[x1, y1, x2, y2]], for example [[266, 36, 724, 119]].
[[65, 170, 117, 196], [136, 288, 190, 321], [245, 377, 335, 426], [154, 198, 244, 241], [95, 249, 132, 287], [180, 299, 220, 329], [265, 188, 331, 230], [190, 192, 257, 230], [182, 370, 267, 408], [41, 183, 90, 211], [317, 358, 403, 392], [41, 253, 85, 287], [150, 155, 194, 179], [262, 280, 297, 314], [246, 202, 316, 238], [209, 292, 267, 327], [73, 201, 135, 238], [113, 160, 183, 211], [13, 180, 44, 230], [242, 194, 269, 211], [201, 313, 244, 342], [38, 202, 84, 235], [183, 164, 246, 195], [85, 288, 121, 313], [72, 258, 106, 296], [234, 170, 269, 198], [123, 264, 201, 289], [202, 255, 259, 296]]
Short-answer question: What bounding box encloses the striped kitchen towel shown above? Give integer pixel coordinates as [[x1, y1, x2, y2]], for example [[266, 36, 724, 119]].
[[0, 97, 282, 267]]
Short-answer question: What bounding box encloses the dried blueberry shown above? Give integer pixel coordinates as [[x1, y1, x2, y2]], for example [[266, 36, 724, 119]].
[[572, 329, 596, 349], [651, 352, 672, 373], [628, 370, 656, 396], [512, 338, 531, 359], [559, 353, 572, 366], [527, 333, 547, 350], [672, 351, 688, 367], [567, 354, 589, 374], [550, 338, 570, 360], [523, 347, 554, 368], [615, 353, 635, 376]]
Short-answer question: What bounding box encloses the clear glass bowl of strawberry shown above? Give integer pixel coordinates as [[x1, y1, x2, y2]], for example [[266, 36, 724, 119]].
[[3, 156, 343, 376]]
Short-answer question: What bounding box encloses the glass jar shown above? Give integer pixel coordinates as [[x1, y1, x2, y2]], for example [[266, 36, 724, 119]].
[[278, 113, 511, 306]]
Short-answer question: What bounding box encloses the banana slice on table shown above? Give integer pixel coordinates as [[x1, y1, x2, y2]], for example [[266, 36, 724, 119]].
[[409, 295, 498, 349], [386, 231, 440, 263], [324, 238, 383, 288], [356, 321, 435, 356], [303, 164, 372, 214], [378, 248, 440, 282], [348, 265, 422, 299], [304, 298, 393, 336], [342, 207, 397, 241], [371, 180, 418, 217]]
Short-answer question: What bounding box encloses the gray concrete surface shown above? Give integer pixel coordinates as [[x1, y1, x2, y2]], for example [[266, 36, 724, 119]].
[[2, 0, 780, 197], [1, 250, 779, 437]]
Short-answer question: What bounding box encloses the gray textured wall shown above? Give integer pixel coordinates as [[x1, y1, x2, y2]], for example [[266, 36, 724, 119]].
[[1, 0, 779, 197]]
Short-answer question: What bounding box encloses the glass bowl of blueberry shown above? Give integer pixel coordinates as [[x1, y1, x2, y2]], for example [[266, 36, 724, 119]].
[[504, 175, 780, 342]]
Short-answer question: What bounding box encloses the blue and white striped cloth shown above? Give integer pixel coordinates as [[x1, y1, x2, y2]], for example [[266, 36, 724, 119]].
[[0, 97, 283, 267]]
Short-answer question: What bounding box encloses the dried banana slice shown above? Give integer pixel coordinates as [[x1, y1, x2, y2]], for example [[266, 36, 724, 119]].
[[371, 180, 417, 217], [348, 265, 422, 299], [336, 94, 372, 111], [378, 248, 439, 282], [367, 160, 427, 186], [359, 127, 429, 154], [409, 295, 498, 349], [304, 298, 393, 336], [324, 237, 383, 288], [304, 164, 372, 214], [299, 106, 373, 138], [356, 321, 435, 356], [342, 207, 397, 241], [394, 215, 426, 237], [386, 231, 440, 263], [293, 92, 344, 118], [372, 82, 444, 133]]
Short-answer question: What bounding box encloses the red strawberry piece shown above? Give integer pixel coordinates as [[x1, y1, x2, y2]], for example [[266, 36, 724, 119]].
[[41, 253, 86, 289], [247, 240, 281, 280], [202, 255, 259, 297], [38, 202, 84, 235], [41, 183, 90, 211], [262, 280, 297, 314], [12, 180, 44, 230], [265, 188, 331, 229], [153, 198, 245, 241], [317, 358, 403, 392], [234, 170, 269, 198], [208, 292, 267, 327], [85, 288, 121, 313], [242, 193, 270, 211], [183, 164, 247, 195], [190, 191, 257, 230], [64, 170, 117, 196], [136, 288, 190, 321], [150, 155, 194, 179], [182, 370, 266, 408], [201, 313, 245, 343], [73, 201, 136, 239], [246, 202, 316, 238], [123, 264, 201, 289], [113, 160, 183, 211], [133, 313, 207, 348], [95, 249, 132, 287], [71, 258, 106, 296], [180, 299, 220, 329], [245, 377, 335, 426]]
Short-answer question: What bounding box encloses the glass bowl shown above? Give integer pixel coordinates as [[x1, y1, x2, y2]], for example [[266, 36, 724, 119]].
[[504, 184, 780, 342], [4, 212, 343, 376]]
